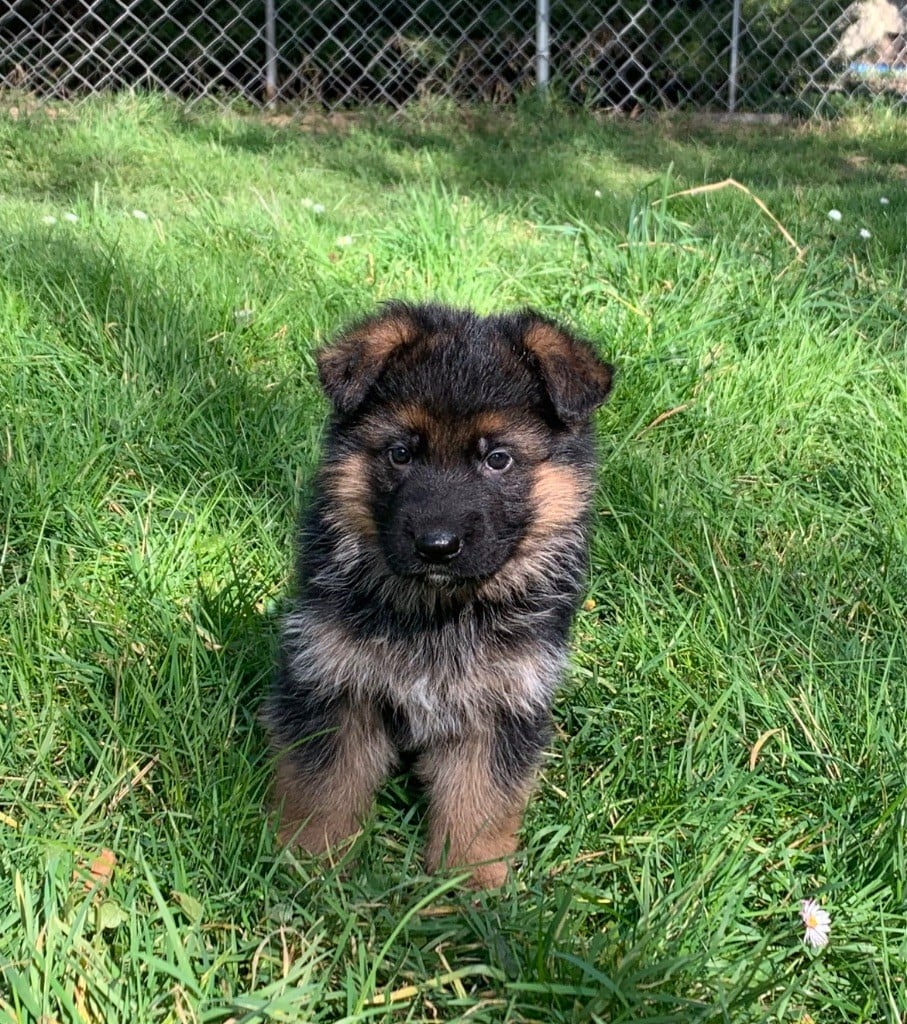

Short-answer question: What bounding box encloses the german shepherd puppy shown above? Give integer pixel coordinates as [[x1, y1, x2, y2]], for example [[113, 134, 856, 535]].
[[265, 302, 613, 888]]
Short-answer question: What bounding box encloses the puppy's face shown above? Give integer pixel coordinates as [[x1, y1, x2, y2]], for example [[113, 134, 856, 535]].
[[316, 303, 613, 587], [363, 404, 546, 584]]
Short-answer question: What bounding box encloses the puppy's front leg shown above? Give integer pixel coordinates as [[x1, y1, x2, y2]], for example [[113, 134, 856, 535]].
[[272, 700, 395, 854], [418, 712, 548, 889]]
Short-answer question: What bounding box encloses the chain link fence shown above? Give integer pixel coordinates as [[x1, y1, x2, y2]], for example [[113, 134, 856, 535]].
[[2, 1, 907, 115]]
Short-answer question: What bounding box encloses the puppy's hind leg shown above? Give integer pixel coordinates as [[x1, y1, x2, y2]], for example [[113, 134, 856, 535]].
[[271, 700, 395, 855]]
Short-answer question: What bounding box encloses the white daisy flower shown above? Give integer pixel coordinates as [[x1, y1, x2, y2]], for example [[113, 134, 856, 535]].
[[62, 212, 79, 223], [335, 235, 353, 247], [594, 189, 602, 198], [232, 307, 255, 323], [312, 203, 326, 214], [880, 196, 890, 205], [131, 209, 149, 220], [800, 898, 831, 948], [859, 227, 871, 239], [827, 209, 842, 222]]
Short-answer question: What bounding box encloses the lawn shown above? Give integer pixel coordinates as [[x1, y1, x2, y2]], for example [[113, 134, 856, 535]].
[[1, 94, 906, 1022]]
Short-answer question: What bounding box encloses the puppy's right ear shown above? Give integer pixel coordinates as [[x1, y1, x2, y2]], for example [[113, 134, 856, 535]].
[[316, 304, 420, 416]]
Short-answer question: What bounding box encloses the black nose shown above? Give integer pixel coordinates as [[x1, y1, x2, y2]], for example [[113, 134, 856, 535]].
[[414, 529, 462, 563]]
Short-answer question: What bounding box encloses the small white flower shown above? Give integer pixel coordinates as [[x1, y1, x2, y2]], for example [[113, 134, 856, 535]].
[[312, 203, 326, 214], [859, 227, 871, 239], [335, 235, 353, 247], [594, 189, 602, 198], [62, 212, 79, 223], [827, 209, 843, 222], [232, 307, 255, 323], [41, 215, 57, 225], [800, 898, 831, 948], [880, 196, 890, 205], [131, 209, 148, 220]]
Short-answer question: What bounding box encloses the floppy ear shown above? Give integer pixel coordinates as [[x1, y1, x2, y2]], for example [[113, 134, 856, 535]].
[[316, 304, 420, 416], [522, 314, 614, 425]]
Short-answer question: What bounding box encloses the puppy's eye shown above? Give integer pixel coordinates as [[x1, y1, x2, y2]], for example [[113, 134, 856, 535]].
[[387, 444, 412, 466], [484, 449, 513, 472]]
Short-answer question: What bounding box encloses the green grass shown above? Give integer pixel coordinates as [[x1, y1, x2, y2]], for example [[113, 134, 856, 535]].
[[1, 93, 906, 1022]]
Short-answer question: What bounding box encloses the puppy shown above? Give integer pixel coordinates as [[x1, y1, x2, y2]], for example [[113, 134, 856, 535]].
[[265, 302, 613, 887]]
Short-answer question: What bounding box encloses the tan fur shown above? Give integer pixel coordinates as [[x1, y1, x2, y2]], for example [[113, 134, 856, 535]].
[[336, 310, 420, 367], [418, 733, 532, 888], [526, 463, 588, 537], [321, 453, 377, 539], [391, 405, 474, 467], [477, 463, 588, 602], [377, 405, 554, 465], [272, 703, 395, 852], [522, 321, 570, 361], [356, 307, 423, 360], [523, 321, 611, 389], [315, 309, 422, 413], [391, 402, 435, 437], [470, 410, 511, 438], [523, 321, 614, 414]]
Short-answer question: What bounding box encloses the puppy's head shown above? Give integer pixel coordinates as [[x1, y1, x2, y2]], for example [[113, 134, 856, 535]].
[[316, 303, 613, 586]]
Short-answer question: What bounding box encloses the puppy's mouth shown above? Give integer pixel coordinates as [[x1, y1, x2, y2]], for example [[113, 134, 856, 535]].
[[400, 563, 481, 590], [411, 565, 465, 588]]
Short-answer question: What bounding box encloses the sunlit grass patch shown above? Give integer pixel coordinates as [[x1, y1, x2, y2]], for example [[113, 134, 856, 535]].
[[1, 94, 905, 1023]]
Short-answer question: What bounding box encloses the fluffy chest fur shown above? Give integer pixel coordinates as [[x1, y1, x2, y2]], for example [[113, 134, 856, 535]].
[[282, 606, 565, 746]]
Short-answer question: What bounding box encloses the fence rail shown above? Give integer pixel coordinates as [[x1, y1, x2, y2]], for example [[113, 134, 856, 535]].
[[2, 1, 907, 115]]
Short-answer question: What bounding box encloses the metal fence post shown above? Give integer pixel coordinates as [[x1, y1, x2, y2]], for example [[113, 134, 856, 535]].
[[536, 0, 550, 92], [264, 0, 278, 104], [728, 0, 742, 112]]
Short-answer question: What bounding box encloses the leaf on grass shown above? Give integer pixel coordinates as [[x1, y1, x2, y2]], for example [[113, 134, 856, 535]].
[[96, 899, 129, 931], [637, 404, 690, 438], [172, 889, 204, 924], [652, 177, 805, 259], [73, 848, 117, 893], [366, 983, 420, 1006], [194, 623, 224, 651], [748, 728, 783, 770], [73, 971, 103, 1024], [493, 932, 521, 980]]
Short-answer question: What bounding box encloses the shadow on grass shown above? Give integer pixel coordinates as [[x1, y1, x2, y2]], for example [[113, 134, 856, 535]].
[[3, 95, 906, 214], [1, 225, 305, 762], [170, 99, 907, 195]]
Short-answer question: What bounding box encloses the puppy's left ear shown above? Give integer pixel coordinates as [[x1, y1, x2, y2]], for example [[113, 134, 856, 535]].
[[522, 315, 614, 425]]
